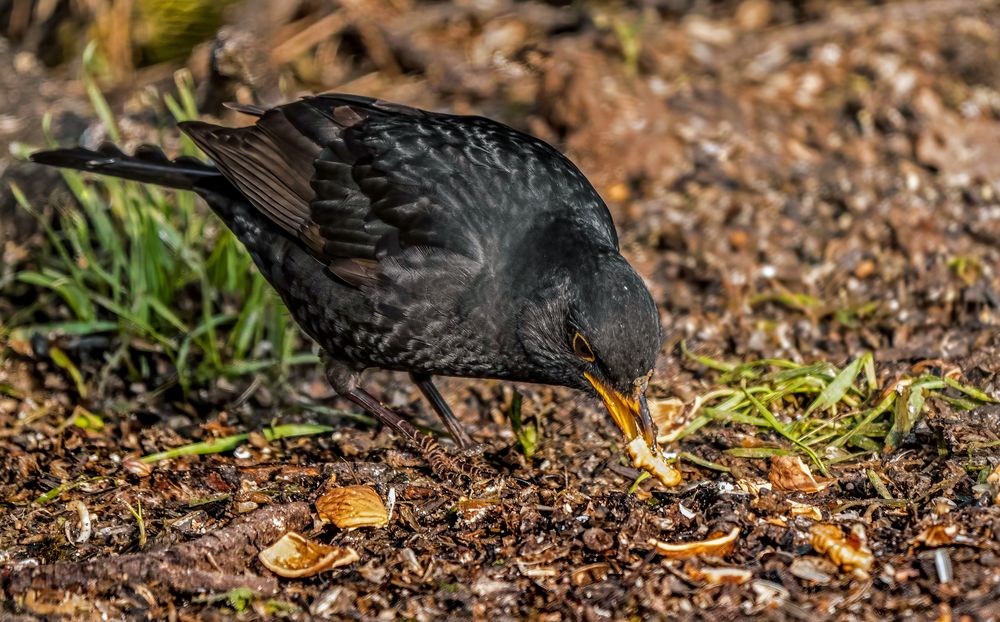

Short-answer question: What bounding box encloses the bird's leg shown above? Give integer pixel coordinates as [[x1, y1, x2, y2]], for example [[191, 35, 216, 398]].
[[342, 387, 457, 476], [410, 372, 474, 449], [324, 359, 486, 479]]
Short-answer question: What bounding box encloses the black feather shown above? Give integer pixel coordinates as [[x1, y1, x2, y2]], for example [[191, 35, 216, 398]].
[[29, 143, 219, 190], [223, 102, 267, 116]]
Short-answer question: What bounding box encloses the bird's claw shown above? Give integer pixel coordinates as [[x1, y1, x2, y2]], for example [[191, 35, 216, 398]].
[[459, 442, 487, 459], [415, 434, 494, 482]]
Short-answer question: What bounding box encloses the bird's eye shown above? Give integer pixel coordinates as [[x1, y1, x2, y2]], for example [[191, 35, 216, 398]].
[[572, 332, 595, 362]]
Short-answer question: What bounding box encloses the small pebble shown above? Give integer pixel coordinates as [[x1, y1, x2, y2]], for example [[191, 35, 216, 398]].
[[583, 527, 613, 552]]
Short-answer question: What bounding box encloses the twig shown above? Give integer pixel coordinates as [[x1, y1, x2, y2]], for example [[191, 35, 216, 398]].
[[2, 503, 312, 597]]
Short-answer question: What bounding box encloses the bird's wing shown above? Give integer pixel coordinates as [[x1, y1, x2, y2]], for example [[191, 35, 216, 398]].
[[180, 94, 618, 289]]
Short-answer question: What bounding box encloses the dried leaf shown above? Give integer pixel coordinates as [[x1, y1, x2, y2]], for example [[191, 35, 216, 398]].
[[258, 532, 359, 578], [626, 437, 682, 487], [649, 527, 740, 559], [810, 523, 874, 577], [932, 497, 957, 516], [7, 337, 33, 357], [769, 455, 832, 493], [316, 485, 389, 529], [886, 381, 929, 451], [736, 479, 772, 495]]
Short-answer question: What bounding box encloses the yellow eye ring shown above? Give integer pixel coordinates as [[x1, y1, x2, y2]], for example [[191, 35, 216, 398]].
[[572, 332, 595, 362]]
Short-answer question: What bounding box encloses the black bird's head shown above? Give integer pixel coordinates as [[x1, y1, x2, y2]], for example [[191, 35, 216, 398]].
[[517, 250, 662, 447]]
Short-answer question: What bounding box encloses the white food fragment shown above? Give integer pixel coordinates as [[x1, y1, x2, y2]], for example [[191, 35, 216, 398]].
[[626, 437, 682, 487]]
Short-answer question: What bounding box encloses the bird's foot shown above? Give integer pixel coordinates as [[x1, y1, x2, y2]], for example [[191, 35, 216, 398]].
[[416, 435, 493, 482], [453, 446, 495, 480], [337, 383, 494, 483], [458, 442, 488, 459]]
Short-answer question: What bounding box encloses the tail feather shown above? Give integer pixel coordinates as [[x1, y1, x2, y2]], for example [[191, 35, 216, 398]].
[[30, 142, 221, 191], [29, 140, 301, 279], [223, 102, 267, 116]]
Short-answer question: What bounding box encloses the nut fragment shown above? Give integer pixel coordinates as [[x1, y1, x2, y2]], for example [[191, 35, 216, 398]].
[[913, 523, 958, 548], [648, 526, 740, 559], [769, 455, 832, 493], [626, 437, 682, 487], [258, 532, 359, 578], [788, 500, 823, 521], [788, 557, 835, 584], [316, 485, 389, 529], [810, 523, 874, 577], [687, 565, 752, 585], [122, 455, 152, 478], [736, 479, 772, 495], [571, 562, 610, 587], [649, 397, 685, 443], [987, 464, 1000, 506]]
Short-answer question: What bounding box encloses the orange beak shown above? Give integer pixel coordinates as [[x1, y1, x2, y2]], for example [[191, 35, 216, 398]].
[[584, 372, 657, 449]]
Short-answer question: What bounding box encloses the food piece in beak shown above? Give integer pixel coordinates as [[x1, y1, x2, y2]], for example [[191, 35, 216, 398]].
[[585, 372, 681, 487], [626, 437, 682, 487]]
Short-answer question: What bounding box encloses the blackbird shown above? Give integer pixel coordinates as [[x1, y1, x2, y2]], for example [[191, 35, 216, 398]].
[[31, 94, 663, 476]]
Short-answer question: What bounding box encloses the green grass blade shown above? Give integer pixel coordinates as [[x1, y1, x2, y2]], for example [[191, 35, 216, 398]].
[[805, 354, 865, 416], [943, 377, 997, 403], [681, 340, 735, 372], [723, 447, 794, 458], [744, 387, 827, 474], [48, 346, 87, 397], [140, 424, 335, 463]]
